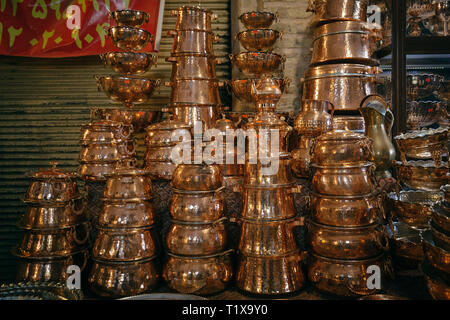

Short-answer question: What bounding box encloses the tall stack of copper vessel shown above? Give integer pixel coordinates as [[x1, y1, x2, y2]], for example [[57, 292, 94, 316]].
[[88, 159, 160, 298], [13, 162, 90, 283], [227, 11, 305, 295], [159, 6, 233, 295]]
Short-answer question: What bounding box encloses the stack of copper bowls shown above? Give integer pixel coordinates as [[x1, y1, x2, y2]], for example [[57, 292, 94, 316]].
[[233, 75, 305, 295], [306, 128, 393, 297], [13, 162, 90, 283], [422, 185, 450, 299], [78, 112, 136, 234], [88, 160, 160, 298], [162, 152, 233, 295], [165, 6, 223, 130]]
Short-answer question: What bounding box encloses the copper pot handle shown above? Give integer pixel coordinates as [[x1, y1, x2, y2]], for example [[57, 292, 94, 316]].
[[228, 54, 234, 62], [123, 140, 136, 156], [274, 11, 279, 22], [94, 75, 102, 91], [213, 34, 220, 42], [151, 54, 158, 67], [71, 223, 91, 246], [279, 31, 284, 40], [79, 250, 89, 272], [144, 12, 150, 24], [374, 228, 390, 252], [164, 81, 173, 87], [385, 108, 395, 139], [70, 197, 87, 216], [211, 13, 218, 21]]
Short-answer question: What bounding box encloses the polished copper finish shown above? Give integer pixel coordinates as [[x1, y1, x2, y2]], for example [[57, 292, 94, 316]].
[[93, 107, 161, 134], [144, 161, 177, 181], [239, 11, 278, 29], [387, 222, 424, 269], [172, 164, 223, 191], [432, 203, 450, 234], [358, 294, 407, 300], [145, 119, 191, 148], [104, 169, 152, 200], [167, 103, 221, 130], [96, 75, 161, 108], [294, 99, 333, 137], [100, 52, 157, 75], [109, 10, 150, 28], [302, 63, 382, 111], [226, 78, 290, 103], [80, 116, 133, 145], [311, 21, 381, 66], [166, 218, 227, 255], [168, 29, 218, 55], [236, 29, 281, 51], [307, 253, 391, 297], [244, 154, 293, 186], [441, 184, 450, 204], [406, 101, 440, 130], [311, 162, 377, 196], [79, 140, 136, 162], [238, 217, 303, 256], [423, 262, 450, 300], [387, 190, 443, 228], [393, 160, 449, 191], [78, 161, 119, 182], [165, 79, 222, 105], [92, 226, 158, 261], [171, 6, 218, 31], [229, 52, 285, 76], [332, 116, 365, 133], [107, 26, 153, 51], [162, 251, 233, 295], [307, 0, 368, 25], [88, 256, 159, 298], [291, 136, 314, 178], [311, 129, 374, 166], [430, 221, 450, 252], [99, 199, 155, 228], [166, 54, 218, 80], [169, 188, 225, 222], [422, 230, 450, 275], [309, 192, 383, 227], [236, 251, 305, 295]]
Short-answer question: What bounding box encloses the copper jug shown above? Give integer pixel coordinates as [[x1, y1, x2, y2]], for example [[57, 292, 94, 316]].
[[360, 94, 396, 178], [294, 99, 334, 137]]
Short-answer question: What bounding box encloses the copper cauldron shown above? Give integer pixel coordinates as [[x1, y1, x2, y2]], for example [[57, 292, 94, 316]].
[[422, 230, 450, 275], [165, 79, 222, 105], [166, 54, 219, 80], [172, 164, 223, 191], [332, 116, 365, 133], [79, 141, 136, 162], [166, 103, 222, 130], [307, 0, 368, 26], [244, 154, 294, 186], [99, 52, 157, 75], [432, 203, 450, 234], [171, 6, 218, 31], [78, 161, 120, 182], [98, 199, 155, 228], [168, 29, 219, 55], [144, 161, 177, 181]]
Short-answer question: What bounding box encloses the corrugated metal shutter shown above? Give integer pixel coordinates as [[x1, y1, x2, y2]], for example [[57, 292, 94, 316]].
[[0, 0, 231, 282]]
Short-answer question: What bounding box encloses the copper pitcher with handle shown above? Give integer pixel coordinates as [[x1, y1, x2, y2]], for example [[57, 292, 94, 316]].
[[360, 94, 396, 178]]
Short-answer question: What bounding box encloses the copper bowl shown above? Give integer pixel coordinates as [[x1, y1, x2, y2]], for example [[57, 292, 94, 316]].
[[432, 203, 450, 234], [422, 230, 450, 275], [98, 199, 155, 228], [393, 160, 449, 191], [96, 75, 161, 107], [100, 52, 157, 75], [430, 221, 450, 252], [422, 261, 450, 300], [109, 10, 150, 27], [92, 226, 159, 262], [93, 107, 161, 134], [144, 145, 175, 163], [226, 78, 290, 103], [172, 164, 223, 191], [103, 162, 152, 200], [236, 29, 281, 51], [107, 26, 153, 51], [78, 161, 121, 182], [79, 141, 136, 162], [88, 256, 160, 298], [239, 11, 278, 29], [387, 222, 424, 270], [162, 250, 233, 295], [145, 119, 191, 148], [229, 52, 285, 75], [144, 161, 177, 181]]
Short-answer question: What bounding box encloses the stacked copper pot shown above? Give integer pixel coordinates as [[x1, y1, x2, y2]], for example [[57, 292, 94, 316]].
[[13, 162, 90, 283], [306, 128, 394, 297], [88, 160, 160, 298], [164, 6, 223, 130]]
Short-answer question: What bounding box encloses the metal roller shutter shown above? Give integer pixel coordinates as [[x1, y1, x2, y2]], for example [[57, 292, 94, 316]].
[[0, 0, 231, 282]]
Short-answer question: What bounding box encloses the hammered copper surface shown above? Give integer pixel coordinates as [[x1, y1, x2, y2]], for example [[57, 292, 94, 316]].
[[237, 29, 281, 51], [109, 10, 150, 27], [166, 79, 222, 105], [393, 160, 449, 191], [307, 0, 368, 25], [171, 6, 217, 31], [239, 11, 278, 29], [172, 164, 223, 191], [100, 52, 157, 75], [230, 52, 285, 76], [98, 199, 155, 228], [107, 26, 153, 51], [167, 54, 218, 80], [168, 29, 218, 55]]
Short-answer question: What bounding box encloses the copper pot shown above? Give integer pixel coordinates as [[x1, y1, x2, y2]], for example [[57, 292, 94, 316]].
[[422, 261, 450, 300], [441, 185, 450, 204], [171, 6, 218, 31], [311, 21, 380, 66], [92, 107, 160, 134], [109, 10, 150, 27], [168, 29, 218, 55], [311, 129, 374, 166], [81, 117, 133, 145], [387, 190, 443, 229], [291, 136, 314, 178], [20, 196, 87, 229], [92, 226, 158, 261], [24, 162, 79, 203], [165, 79, 222, 105], [79, 140, 136, 162], [294, 99, 334, 137], [432, 203, 450, 234], [226, 78, 290, 103], [302, 63, 382, 111], [311, 162, 377, 196], [98, 199, 155, 228], [239, 11, 278, 29], [144, 161, 177, 181], [162, 250, 233, 295], [88, 256, 160, 298], [96, 75, 161, 108], [15, 222, 90, 258], [219, 148, 245, 176], [332, 116, 365, 133], [78, 161, 120, 182], [393, 160, 449, 191], [387, 222, 424, 270], [430, 221, 450, 252], [309, 192, 383, 227], [307, 219, 388, 260], [241, 185, 298, 221], [166, 218, 227, 256], [244, 155, 293, 187], [16, 250, 88, 283], [166, 103, 221, 130], [307, 253, 392, 297], [422, 230, 450, 275], [145, 145, 178, 164], [236, 29, 281, 51], [99, 52, 157, 75], [229, 52, 285, 76], [307, 0, 368, 26], [169, 187, 225, 222], [145, 119, 191, 148], [166, 54, 219, 80], [107, 26, 153, 51], [104, 161, 152, 200], [238, 216, 303, 256], [236, 251, 305, 295], [172, 164, 223, 191]]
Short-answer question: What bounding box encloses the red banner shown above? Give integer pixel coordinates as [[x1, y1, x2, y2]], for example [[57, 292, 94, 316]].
[[0, 0, 164, 57]]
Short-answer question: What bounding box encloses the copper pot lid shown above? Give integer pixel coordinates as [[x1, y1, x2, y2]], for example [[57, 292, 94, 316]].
[[26, 161, 78, 180], [104, 159, 150, 177]]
